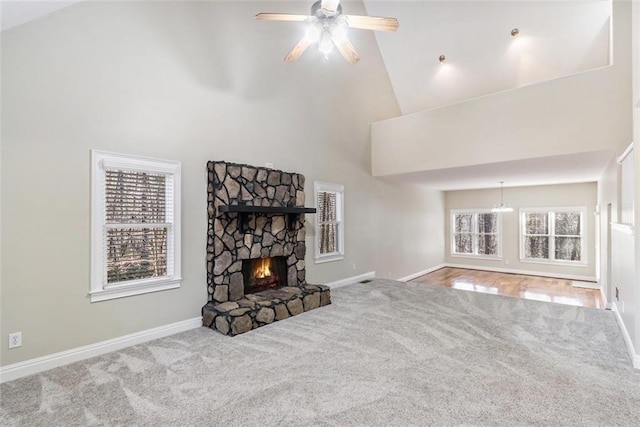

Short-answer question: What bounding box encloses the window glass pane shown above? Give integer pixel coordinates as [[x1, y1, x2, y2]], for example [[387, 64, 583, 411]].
[[478, 213, 498, 233], [317, 191, 337, 222], [315, 182, 344, 261], [319, 223, 337, 254], [454, 234, 473, 254], [106, 227, 168, 283], [555, 212, 581, 236], [454, 214, 473, 233], [478, 234, 498, 255], [318, 190, 338, 254], [525, 213, 548, 234], [555, 237, 581, 261], [105, 170, 166, 223], [524, 236, 549, 259]]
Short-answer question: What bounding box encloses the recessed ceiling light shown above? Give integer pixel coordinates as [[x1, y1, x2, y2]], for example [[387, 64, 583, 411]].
[[439, 54, 446, 64], [511, 28, 520, 38]]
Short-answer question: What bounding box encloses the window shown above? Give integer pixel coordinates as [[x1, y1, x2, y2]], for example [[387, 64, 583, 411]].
[[315, 181, 344, 263], [91, 150, 181, 302], [451, 210, 501, 258], [520, 208, 586, 265]]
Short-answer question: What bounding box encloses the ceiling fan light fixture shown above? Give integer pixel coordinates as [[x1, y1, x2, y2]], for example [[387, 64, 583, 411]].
[[330, 18, 348, 42], [491, 181, 514, 213], [319, 32, 334, 55], [256, 0, 398, 64], [511, 28, 520, 38], [305, 22, 322, 43], [439, 54, 446, 64]]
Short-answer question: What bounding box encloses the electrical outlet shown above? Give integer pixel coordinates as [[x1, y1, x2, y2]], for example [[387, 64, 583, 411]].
[[388, 272, 391, 279], [352, 264, 356, 270], [265, 162, 274, 169], [8, 332, 22, 349], [505, 259, 509, 265]]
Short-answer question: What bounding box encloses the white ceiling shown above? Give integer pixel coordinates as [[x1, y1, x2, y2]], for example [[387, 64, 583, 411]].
[[364, 0, 611, 115], [1, 0, 615, 191]]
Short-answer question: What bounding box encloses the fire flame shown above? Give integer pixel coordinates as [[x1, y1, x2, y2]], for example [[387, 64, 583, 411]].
[[255, 258, 272, 279]]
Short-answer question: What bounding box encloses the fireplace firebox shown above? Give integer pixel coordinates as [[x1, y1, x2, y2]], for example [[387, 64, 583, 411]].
[[242, 257, 287, 294]]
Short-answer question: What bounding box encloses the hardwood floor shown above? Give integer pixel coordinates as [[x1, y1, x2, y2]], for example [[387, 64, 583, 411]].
[[410, 267, 605, 309]]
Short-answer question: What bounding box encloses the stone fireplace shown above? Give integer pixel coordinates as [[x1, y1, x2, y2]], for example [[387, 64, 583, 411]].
[[202, 161, 331, 336]]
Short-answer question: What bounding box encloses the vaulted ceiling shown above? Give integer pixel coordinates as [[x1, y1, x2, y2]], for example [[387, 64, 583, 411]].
[[364, 0, 611, 114], [1, 0, 616, 190], [1, 2, 612, 108]]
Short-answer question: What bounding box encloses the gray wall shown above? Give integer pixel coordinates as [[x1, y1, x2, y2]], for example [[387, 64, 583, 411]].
[[445, 182, 598, 279], [0, 1, 445, 365]]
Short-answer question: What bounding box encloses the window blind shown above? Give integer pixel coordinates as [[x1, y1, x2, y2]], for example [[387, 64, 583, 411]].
[[318, 191, 338, 254], [104, 170, 172, 284]]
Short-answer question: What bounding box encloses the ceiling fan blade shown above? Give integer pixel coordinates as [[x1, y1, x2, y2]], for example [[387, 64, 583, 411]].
[[320, 0, 340, 12], [345, 15, 399, 32], [255, 13, 311, 22], [284, 37, 311, 63], [334, 39, 360, 64]]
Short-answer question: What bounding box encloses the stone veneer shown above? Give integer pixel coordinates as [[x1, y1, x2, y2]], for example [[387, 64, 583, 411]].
[[204, 161, 331, 336], [202, 285, 331, 336]]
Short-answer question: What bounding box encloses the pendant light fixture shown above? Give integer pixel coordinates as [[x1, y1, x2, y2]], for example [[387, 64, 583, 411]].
[[491, 181, 514, 213]]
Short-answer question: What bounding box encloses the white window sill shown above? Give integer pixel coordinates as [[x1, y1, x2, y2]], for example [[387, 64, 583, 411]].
[[315, 253, 344, 264], [451, 254, 502, 261], [90, 277, 181, 302], [519, 259, 588, 268]]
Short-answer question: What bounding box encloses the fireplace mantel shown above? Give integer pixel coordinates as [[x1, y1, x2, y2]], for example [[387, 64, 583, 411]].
[[218, 205, 316, 233], [217, 205, 316, 215]]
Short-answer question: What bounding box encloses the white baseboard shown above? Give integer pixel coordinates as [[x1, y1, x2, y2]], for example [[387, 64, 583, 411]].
[[611, 303, 640, 369], [445, 263, 597, 283], [326, 271, 375, 289], [0, 317, 203, 384], [398, 264, 447, 282], [571, 281, 600, 290], [600, 288, 612, 310]]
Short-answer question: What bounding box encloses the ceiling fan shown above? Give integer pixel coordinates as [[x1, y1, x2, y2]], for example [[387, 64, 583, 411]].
[[256, 0, 399, 64]]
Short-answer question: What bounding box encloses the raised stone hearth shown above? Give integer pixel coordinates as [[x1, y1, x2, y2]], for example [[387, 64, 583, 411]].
[[202, 284, 331, 336], [203, 161, 331, 336]]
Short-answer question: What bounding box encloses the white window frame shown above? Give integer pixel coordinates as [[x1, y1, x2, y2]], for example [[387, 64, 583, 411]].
[[314, 181, 344, 264], [450, 209, 502, 260], [90, 150, 181, 302], [519, 207, 588, 267]]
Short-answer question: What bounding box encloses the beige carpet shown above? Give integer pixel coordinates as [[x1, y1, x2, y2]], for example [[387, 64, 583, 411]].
[[1, 279, 639, 426]]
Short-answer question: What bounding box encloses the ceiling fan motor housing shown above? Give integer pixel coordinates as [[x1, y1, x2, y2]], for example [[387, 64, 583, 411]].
[[311, 1, 342, 17]]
